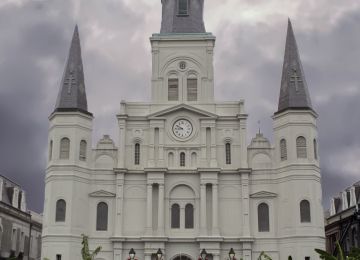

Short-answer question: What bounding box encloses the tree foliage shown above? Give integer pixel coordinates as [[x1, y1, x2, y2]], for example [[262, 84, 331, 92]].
[[81, 234, 102, 260]]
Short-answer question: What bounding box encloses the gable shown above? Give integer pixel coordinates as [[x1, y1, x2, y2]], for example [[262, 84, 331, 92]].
[[250, 191, 278, 198], [89, 190, 116, 198], [147, 104, 218, 119]]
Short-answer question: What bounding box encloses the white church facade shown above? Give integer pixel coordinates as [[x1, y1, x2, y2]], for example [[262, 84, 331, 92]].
[[41, 1, 325, 259]]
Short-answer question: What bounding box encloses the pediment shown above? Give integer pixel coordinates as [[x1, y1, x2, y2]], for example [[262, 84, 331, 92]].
[[89, 190, 116, 198], [250, 191, 278, 198], [148, 104, 218, 119]]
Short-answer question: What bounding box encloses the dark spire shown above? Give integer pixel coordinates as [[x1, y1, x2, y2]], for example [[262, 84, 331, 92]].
[[54, 25, 91, 116], [277, 19, 313, 114], [160, 0, 206, 34]]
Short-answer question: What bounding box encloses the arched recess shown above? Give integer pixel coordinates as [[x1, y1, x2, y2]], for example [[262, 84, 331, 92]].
[[171, 254, 193, 260], [95, 154, 115, 169], [251, 153, 272, 169]]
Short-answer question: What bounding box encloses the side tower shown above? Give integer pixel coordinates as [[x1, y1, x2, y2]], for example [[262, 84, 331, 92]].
[[42, 26, 93, 260], [273, 20, 324, 259]]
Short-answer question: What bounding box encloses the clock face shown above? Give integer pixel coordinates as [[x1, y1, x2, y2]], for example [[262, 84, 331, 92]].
[[173, 119, 193, 139]]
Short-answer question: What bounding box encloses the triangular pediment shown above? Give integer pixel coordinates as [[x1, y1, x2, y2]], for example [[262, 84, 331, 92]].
[[89, 190, 116, 198], [250, 191, 278, 198], [148, 104, 218, 119]]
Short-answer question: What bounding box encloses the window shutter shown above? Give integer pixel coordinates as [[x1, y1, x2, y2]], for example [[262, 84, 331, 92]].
[[258, 203, 270, 232], [168, 78, 179, 101], [296, 136, 307, 158], [280, 139, 287, 161], [187, 78, 197, 101]]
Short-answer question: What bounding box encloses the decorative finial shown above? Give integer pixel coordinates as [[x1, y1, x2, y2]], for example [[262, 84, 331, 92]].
[[258, 120, 261, 134]]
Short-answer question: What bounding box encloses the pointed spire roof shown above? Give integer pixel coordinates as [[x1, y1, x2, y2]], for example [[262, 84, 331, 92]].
[[160, 0, 206, 34], [54, 25, 91, 116], [277, 19, 313, 114]]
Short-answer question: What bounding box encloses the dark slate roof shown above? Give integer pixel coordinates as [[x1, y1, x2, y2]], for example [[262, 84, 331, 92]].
[[276, 19, 313, 114], [160, 0, 206, 34], [54, 25, 91, 116]]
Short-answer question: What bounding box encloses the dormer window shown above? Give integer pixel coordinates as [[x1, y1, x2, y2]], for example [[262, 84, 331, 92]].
[[178, 0, 189, 16]]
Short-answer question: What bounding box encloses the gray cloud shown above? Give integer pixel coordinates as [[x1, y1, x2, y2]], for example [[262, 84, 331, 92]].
[[0, 0, 359, 212]]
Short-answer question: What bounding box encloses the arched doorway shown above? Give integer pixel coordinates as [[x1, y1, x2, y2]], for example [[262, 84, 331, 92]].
[[172, 254, 192, 260]]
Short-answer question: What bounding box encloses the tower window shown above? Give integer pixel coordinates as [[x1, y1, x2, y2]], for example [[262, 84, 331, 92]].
[[171, 203, 180, 228], [59, 138, 70, 159], [300, 200, 311, 223], [313, 139, 318, 160], [135, 143, 140, 165], [178, 0, 188, 16], [258, 203, 269, 232], [79, 140, 87, 161], [225, 143, 231, 165], [96, 202, 108, 231], [280, 139, 287, 161], [296, 136, 307, 159], [168, 78, 179, 101], [187, 78, 197, 101], [180, 152, 186, 167], [55, 199, 66, 222]]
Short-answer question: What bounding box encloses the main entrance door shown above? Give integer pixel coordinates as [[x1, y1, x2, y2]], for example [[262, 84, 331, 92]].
[[173, 255, 192, 260]]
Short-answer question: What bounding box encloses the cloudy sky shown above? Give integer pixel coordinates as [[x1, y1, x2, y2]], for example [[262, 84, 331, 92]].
[[0, 0, 359, 213]]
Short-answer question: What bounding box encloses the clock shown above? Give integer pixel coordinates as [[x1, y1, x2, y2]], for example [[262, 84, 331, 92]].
[[172, 119, 193, 139]]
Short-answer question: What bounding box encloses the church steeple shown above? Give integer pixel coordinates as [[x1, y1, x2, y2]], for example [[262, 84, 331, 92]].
[[160, 0, 206, 34], [277, 19, 313, 114], [54, 25, 91, 115]]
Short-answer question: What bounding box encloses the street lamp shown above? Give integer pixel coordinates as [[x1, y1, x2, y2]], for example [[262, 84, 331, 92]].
[[229, 248, 235, 260], [156, 248, 163, 260], [129, 248, 136, 260], [200, 249, 207, 260]]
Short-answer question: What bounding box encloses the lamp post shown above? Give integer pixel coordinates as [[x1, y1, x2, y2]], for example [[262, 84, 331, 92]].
[[156, 248, 163, 260], [129, 248, 136, 260], [229, 248, 235, 260], [200, 249, 207, 260]]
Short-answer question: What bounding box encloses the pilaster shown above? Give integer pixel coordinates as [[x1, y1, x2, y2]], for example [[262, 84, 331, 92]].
[[241, 172, 250, 237], [115, 171, 125, 237]]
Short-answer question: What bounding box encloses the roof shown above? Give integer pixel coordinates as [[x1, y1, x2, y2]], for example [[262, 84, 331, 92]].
[[277, 19, 313, 114], [160, 0, 206, 34], [54, 25, 91, 116]]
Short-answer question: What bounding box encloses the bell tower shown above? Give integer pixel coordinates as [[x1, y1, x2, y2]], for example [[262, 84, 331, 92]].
[[151, 0, 215, 104]]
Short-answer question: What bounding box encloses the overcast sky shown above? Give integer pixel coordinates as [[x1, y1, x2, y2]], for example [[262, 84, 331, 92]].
[[0, 0, 359, 213]]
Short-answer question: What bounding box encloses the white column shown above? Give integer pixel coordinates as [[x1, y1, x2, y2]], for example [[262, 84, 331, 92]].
[[241, 173, 250, 237], [180, 204, 185, 229], [0, 178, 4, 202], [158, 183, 165, 235], [20, 191, 26, 212], [200, 183, 207, 235], [146, 183, 153, 235], [118, 117, 126, 168], [240, 119, 248, 168], [200, 126, 207, 167], [212, 183, 219, 236], [115, 173, 125, 236], [158, 127, 165, 167], [210, 126, 218, 167], [12, 187, 19, 208], [148, 127, 155, 167]]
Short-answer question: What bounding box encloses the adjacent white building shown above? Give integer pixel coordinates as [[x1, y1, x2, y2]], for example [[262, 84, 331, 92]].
[[41, 1, 325, 259]]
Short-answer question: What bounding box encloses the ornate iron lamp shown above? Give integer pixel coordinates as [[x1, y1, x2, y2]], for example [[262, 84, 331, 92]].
[[129, 248, 136, 260], [229, 248, 235, 260]]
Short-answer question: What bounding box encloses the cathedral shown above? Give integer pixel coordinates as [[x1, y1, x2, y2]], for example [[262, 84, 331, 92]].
[[41, 1, 325, 259]]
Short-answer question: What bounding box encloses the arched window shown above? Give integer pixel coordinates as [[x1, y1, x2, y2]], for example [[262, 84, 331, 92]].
[[187, 76, 198, 101], [185, 204, 194, 229], [180, 152, 186, 167], [258, 203, 269, 232], [60, 138, 70, 159], [300, 200, 311, 223], [313, 139, 318, 160], [171, 204, 180, 228], [134, 143, 140, 165], [191, 152, 197, 167], [49, 140, 53, 161], [178, 0, 188, 15], [79, 140, 87, 161], [168, 152, 174, 167], [225, 143, 231, 165], [55, 199, 66, 222], [168, 77, 179, 101], [96, 202, 108, 231], [280, 139, 287, 161], [296, 136, 307, 158]]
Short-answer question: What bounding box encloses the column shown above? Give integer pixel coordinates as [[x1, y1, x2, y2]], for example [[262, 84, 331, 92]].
[[20, 191, 26, 211], [12, 187, 19, 208], [242, 242, 252, 260], [240, 119, 248, 168], [118, 117, 126, 168], [115, 172, 125, 236], [210, 126, 218, 167], [158, 127, 165, 167], [241, 173, 250, 237], [0, 178, 3, 201], [158, 183, 165, 235], [146, 183, 153, 235], [113, 242, 123, 260], [212, 183, 219, 236], [148, 127, 155, 167], [200, 183, 207, 235], [200, 126, 207, 167]]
